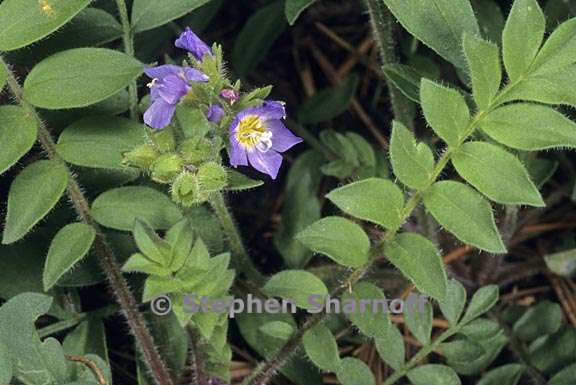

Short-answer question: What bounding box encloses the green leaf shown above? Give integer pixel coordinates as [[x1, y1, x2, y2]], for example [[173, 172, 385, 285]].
[[232, 1, 287, 76], [513, 301, 563, 341], [390, 121, 435, 190], [297, 75, 359, 124], [384, 233, 447, 300], [225, 170, 264, 191], [407, 364, 461, 385], [0, 339, 11, 384], [327, 178, 404, 230], [404, 300, 433, 345], [423, 181, 505, 253], [544, 248, 576, 277], [42, 223, 95, 291], [382, 0, 479, 71], [302, 324, 341, 372], [374, 325, 405, 370], [0, 0, 91, 51], [440, 339, 485, 363], [296, 217, 370, 268], [92, 186, 183, 231], [3, 160, 68, 244], [343, 282, 391, 338], [23, 48, 143, 109], [463, 34, 501, 110], [8, 8, 123, 65], [532, 18, 576, 75], [133, 219, 172, 266], [56, 116, 146, 169], [420, 79, 470, 146], [452, 141, 544, 206], [382, 63, 423, 103], [477, 364, 524, 385], [481, 104, 576, 151], [132, 0, 211, 33], [502, 0, 545, 82], [285, 0, 316, 25], [548, 363, 576, 385], [0, 293, 69, 384], [461, 285, 499, 324], [500, 64, 576, 107], [460, 319, 501, 340], [438, 279, 467, 326], [336, 357, 376, 385], [259, 321, 294, 340], [0, 105, 38, 174], [263, 270, 328, 310]]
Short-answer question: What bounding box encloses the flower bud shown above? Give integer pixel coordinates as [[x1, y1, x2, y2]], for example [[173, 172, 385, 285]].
[[171, 172, 208, 206], [122, 144, 158, 169], [151, 127, 176, 153], [179, 137, 213, 164], [220, 88, 240, 105], [151, 154, 183, 184], [197, 162, 227, 192]]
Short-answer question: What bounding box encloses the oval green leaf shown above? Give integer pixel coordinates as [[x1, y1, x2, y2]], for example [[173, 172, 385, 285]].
[[43, 223, 96, 291], [92, 186, 183, 231], [481, 103, 576, 151], [336, 357, 376, 385], [390, 121, 435, 190], [132, 0, 211, 33], [296, 216, 370, 268], [0, 0, 91, 51], [327, 178, 404, 229], [407, 364, 461, 385], [303, 324, 340, 372], [2, 160, 68, 244], [424, 181, 506, 253], [452, 141, 544, 207], [420, 79, 470, 146], [502, 0, 545, 82], [0, 106, 38, 174], [285, 0, 317, 25], [263, 270, 328, 310], [23, 48, 143, 109], [56, 116, 146, 169], [384, 233, 447, 300], [461, 285, 499, 324]]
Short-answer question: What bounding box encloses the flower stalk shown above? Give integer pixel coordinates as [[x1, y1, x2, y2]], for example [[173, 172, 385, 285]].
[[114, 0, 139, 120]]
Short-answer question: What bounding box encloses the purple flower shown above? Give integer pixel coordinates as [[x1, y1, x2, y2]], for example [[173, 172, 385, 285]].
[[229, 101, 302, 179], [219, 88, 240, 105], [175, 27, 212, 60], [144, 65, 209, 129], [207, 104, 225, 123], [208, 379, 227, 385]]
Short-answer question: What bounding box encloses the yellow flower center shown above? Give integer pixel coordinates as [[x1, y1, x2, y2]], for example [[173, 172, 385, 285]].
[[236, 115, 272, 152]]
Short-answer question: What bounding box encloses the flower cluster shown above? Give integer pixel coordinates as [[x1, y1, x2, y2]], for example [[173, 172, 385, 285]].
[[140, 28, 302, 180]]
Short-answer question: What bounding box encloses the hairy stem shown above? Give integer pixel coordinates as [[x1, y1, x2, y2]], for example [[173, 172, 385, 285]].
[[209, 192, 266, 286], [244, 75, 527, 385], [114, 0, 139, 120], [0, 57, 173, 385], [365, 0, 414, 129], [187, 326, 209, 385]]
